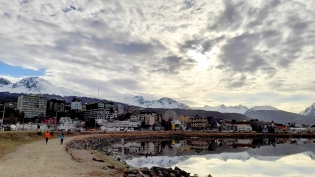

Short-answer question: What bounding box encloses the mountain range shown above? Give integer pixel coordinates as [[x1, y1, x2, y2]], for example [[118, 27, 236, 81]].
[[193, 104, 248, 114], [123, 96, 191, 109]]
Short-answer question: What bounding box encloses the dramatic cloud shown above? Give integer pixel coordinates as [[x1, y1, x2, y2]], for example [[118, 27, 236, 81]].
[[0, 0, 314, 113]]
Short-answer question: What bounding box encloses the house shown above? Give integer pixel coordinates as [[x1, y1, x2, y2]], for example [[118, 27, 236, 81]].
[[275, 125, 290, 133], [138, 111, 158, 126], [188, 115, 207, 130], [219, 122, 235, 131], [177, 115, 190, 125], [233, 122, 252, 132], [171, 120, 182, 131], [59, 117, 73, 124]]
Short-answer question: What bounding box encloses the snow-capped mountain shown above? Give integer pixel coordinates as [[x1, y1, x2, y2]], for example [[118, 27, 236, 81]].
[[0, 77, 11, 87], [194, 104, 248, 114], [245, 106, 278, 113], [300, 103, 315, 116], [0, 77, 86, 97], [123, 96, 191, 109]]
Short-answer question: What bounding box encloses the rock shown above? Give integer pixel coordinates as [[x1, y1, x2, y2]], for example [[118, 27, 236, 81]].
[[169, 172, 176, 177], [107, 165, 115, 169], [140, 167, 149, 174], [92, 157, 104, 162], [207, 175, 212, 177]]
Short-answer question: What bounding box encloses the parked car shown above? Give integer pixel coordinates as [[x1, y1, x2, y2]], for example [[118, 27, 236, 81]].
[[4, 126, 11, 131]]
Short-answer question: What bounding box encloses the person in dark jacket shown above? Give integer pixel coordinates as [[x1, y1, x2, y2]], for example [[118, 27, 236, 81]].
[[60, 133, 65, 145]]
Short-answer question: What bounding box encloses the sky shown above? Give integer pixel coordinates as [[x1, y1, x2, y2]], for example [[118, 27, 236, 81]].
[[0, 0, 315, 113]]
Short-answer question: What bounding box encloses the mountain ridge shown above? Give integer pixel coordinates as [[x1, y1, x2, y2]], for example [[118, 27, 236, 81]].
[[0, 76, 86, 97], [123, 96, 191, 109], [300, 103, 315, 116], [193, 104, 248, 114]]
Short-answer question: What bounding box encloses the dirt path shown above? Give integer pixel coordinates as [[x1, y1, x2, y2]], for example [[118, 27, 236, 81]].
[[0, 134, 119, 177]]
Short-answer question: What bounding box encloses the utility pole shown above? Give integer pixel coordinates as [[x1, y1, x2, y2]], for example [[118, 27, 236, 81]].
[[1, 103, 5, 125], [55, 104, 60, 131]]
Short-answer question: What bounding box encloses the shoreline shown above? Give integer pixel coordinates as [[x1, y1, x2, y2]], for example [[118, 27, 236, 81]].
[[65, 131, 315, 177], [1, 131, 314, 177]]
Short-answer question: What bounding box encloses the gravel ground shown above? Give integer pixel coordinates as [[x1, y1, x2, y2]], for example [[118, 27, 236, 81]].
[[0, 134, 124, 177]]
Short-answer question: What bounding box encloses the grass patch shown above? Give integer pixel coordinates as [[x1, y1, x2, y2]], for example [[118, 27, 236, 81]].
[[0, 131, 57, 159]]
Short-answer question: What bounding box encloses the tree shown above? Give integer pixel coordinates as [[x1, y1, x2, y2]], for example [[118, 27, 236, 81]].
[[161, 119, 167, 129], [141, 121, 145, 128], [123, 113, 131, 120], [110, 107, 114, 113], [152, 124, 156, 131]]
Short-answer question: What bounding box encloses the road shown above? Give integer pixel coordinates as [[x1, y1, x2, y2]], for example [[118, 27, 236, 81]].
[[0, 134, 112, 177]]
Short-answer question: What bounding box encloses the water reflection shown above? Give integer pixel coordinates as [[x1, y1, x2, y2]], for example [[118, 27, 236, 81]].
[[108, 138, 315, 177]]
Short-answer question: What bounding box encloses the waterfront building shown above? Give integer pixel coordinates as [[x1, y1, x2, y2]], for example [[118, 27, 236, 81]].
[[177, 115, 190, 125], [189, 115, 207, 130]]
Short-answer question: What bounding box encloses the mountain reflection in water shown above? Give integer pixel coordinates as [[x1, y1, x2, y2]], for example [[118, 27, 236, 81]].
[[108, 138, 315, 177]]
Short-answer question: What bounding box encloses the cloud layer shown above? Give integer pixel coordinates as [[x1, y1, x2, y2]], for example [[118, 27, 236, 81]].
[[0, 0, 315, 113]]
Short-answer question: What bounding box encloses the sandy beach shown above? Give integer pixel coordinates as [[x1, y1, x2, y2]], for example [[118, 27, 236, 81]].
[[0, 134, 127, 177]]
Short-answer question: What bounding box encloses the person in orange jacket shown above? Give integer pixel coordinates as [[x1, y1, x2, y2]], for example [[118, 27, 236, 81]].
[[45, 131, 51, 145]]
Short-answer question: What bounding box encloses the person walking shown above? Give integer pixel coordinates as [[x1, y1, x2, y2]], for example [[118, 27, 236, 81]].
[[60, 133, 65, 145], [45, 131, 50, 145]]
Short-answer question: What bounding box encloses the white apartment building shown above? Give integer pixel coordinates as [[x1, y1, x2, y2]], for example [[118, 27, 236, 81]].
[[71, 98, 82, 110], [59, 117, 73, 124], [17, 95, 47, 119], [130, 114, 139, 122], [234, 123, 252, 132], [117, 104, 125, 114]]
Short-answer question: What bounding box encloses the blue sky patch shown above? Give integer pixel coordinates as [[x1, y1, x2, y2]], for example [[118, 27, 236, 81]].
[[0, 62, 45, 77]]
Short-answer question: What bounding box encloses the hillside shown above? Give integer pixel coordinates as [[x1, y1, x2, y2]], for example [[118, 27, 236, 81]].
[[245, 110, 315, 124], [145, 108, 250, 121]]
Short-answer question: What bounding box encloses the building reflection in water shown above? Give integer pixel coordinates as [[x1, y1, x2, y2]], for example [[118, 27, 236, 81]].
[[109, 138, 315, 161]]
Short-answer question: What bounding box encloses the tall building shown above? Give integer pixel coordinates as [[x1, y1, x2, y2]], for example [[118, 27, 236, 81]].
[[71, 97, 82, 111], [17, 95, 47, 119], [84, 101, 117, 120], [47, 99, 65, 113]]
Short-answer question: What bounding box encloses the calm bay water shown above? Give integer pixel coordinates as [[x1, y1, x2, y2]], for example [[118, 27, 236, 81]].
[[108, 138, 315, 177]]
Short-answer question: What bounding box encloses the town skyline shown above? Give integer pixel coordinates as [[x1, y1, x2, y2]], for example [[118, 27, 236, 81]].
[[1, 0, 315, 113]]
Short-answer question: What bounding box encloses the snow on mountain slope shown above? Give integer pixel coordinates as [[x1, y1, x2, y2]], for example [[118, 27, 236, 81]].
[[0, 77, 86, 97], [300, 103, 315, 116], [123, 96, 191, 109], [194, 104, 248, 114], [245, 106, 278, 113], [0, 77, 12, 87]]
